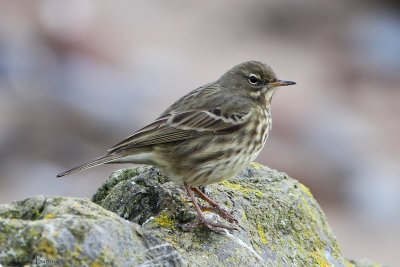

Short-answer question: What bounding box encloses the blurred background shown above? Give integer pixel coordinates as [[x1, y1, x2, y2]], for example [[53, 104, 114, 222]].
[[0, 0, 399, 265]]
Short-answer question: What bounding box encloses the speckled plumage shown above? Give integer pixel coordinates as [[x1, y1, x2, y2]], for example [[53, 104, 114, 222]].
[[58, 61, 295, 230]]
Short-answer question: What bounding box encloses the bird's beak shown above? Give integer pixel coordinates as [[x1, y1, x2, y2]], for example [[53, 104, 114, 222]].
[[269, 80, 296, 88]]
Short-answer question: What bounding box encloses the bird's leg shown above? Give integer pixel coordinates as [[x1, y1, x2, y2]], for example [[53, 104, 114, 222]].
[[191, 187, 238, 224], [184, 182, 237, 231]]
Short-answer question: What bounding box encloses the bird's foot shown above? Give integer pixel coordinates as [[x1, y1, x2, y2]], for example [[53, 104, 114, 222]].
[[184, 183, 238, 232], [199, 205, 238, 224], [191, 187, 238, 224]]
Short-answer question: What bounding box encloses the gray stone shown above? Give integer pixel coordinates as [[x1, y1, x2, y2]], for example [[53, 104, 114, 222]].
[[0, 163, 385, 266], [349, 259, 389, 267], [0, 196, 184, 266], [92, 164, 348, 266]]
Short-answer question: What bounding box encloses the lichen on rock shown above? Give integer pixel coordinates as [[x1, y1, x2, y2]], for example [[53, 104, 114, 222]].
[[92, 164, 349, 266], [0, 196, 184, 266], [0, 163, 385, 267]]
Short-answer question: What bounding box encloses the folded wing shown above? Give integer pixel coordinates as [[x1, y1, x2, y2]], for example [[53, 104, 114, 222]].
[[108, 108, 251, 153]]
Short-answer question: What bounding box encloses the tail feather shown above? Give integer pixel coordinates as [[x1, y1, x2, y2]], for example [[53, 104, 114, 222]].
[[57, 154, 120, 178]]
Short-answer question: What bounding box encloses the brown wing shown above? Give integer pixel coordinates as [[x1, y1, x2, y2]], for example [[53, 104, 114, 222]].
[[107, 108, 251, 153]]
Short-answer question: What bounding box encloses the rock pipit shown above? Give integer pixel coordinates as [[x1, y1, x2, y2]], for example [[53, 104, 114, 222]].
[[58, 61, 296, 231]]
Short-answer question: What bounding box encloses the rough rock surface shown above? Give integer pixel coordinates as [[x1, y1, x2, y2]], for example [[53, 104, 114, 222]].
[[93, 164, 347, 266], [0, 196, 183, 266], [0, 163, 385, 266]]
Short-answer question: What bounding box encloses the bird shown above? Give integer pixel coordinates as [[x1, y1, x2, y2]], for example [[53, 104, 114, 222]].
[[57, 61, 296, 231]]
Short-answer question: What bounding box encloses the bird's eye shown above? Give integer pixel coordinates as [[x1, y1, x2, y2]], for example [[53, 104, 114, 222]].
[[248, 74, 259, 85]]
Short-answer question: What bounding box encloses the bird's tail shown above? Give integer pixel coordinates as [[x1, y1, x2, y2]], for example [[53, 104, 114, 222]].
[[57, 154, 120, 178]]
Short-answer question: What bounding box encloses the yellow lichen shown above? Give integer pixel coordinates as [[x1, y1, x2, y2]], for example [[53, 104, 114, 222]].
[[250, 162, 264, 169], [165, 235, 178, 247], [257, 223, 268, 245], [44, 213, 56, 219], [242, 211, 247, 221], [299, 183, 313, 198], [70, 245, 83, 259], [220, 181, 263, 198], [154, 212, 175, 229], [312, 250, 331, 267], [36, 239, 57, 258], [91, 262, 105, 267], [252, 241, 261, 253]]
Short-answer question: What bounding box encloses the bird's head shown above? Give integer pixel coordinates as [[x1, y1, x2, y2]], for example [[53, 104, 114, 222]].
[[219, 61, 296, 105]]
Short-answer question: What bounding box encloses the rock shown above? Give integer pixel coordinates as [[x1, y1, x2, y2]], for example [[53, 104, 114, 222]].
[[349, 259, 388, 267], [0, 163, 384, 266], [0, 196, 184, 266], [92, 164, 348, 266]]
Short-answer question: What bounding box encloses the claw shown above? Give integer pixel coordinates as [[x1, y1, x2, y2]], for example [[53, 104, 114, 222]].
[[184, 183, 238, 233], [192, 187, 238, 224]]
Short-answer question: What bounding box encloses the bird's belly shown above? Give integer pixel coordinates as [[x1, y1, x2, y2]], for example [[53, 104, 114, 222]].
[[154, 111, 271, 186], [181, 132, 268, 186], [187, 142, 265, 186]]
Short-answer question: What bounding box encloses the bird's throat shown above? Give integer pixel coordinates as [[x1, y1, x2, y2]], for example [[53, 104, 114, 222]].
[[250, 88, 276, 107], [264, 88, 277, 106]]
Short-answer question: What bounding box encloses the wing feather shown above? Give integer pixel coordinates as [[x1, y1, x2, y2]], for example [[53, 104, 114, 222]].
[[108, 109, 251, 153]]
